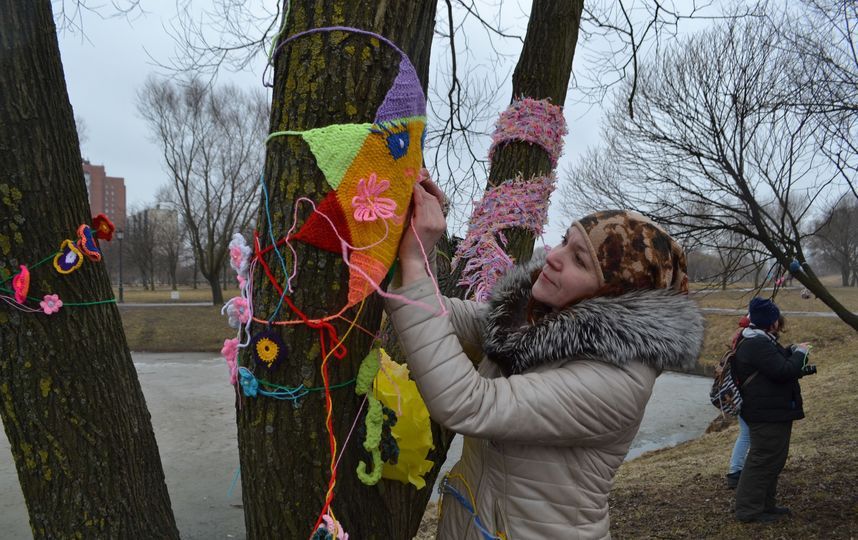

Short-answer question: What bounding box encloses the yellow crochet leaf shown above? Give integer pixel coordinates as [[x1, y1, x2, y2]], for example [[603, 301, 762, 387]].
[[374, 348, 435, 489]]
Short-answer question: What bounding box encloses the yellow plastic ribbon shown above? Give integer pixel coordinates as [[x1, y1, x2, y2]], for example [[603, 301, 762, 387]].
[[374, 348, 435, 489]]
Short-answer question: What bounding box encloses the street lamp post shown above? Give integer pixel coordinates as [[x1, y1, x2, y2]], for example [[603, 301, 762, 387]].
[[116, 230, 124, 303]]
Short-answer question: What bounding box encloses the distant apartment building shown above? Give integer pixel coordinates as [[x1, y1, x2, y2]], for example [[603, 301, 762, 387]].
[[82, 160, 126, 230], [129, 204, 179, 236]]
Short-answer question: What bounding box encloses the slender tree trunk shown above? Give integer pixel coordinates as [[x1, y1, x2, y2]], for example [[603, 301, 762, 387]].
[[487, 0, 584, 261], [0, 2, 178, 538], [405, 0, 584, 535], [206, 273, 224, 305], [237, 2, 436, 538]]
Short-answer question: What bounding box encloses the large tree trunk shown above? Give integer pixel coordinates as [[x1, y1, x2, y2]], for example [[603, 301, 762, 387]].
[[236, 2, 436, 538], [0, 2, 178, 538]]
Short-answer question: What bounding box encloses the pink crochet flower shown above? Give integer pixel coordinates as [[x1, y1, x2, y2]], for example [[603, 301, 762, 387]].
[[221, 338, 239, 385], [12, 265, 30, 304], [226, 297, 250, 328], [319, 514, 348, 540], [352, 173, 397, 222], [228, 233, 251, 276], [40, 294, 63, 315]]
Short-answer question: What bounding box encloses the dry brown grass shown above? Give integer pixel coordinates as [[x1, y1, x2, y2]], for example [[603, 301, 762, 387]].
[[119, 305, 229, 352], [115, 286, 223, 304], [692, 284, 858, 313], [609, 318, 858, 539]]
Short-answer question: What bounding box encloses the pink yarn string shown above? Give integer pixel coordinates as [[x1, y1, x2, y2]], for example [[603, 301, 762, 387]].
[[0, 295, 42, 313], [333, 394, 368, 472]]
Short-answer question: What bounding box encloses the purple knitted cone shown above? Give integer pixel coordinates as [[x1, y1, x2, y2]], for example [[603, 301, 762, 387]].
[[374, 57, 426, 123]]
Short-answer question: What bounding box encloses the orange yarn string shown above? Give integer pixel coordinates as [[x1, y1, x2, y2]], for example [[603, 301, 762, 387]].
[[310, 299, 364, 537]]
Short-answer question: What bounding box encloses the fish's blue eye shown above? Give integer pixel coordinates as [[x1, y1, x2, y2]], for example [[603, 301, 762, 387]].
[[420, 127, 426, 150], [386, 130, 410, 160]]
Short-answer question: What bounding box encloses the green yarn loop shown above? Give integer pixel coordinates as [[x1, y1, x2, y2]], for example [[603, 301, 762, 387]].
[[355, 348, 384, 485]]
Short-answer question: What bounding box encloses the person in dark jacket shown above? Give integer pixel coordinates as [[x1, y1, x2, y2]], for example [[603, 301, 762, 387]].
[[733, 297, 809, 523]]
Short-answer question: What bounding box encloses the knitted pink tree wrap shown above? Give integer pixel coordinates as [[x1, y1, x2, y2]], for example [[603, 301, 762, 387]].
[[452, 174, 556, 301], [487, 97, 567, 167]]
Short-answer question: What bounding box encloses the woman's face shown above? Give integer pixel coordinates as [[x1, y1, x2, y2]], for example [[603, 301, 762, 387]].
[[531, 225, 601, 309]]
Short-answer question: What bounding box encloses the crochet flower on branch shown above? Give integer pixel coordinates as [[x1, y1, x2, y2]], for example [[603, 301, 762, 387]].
[[92, 213, 116, 241], [229, 233, 252, 289], [221, 338, 239, 385], [224, 296, 251, 329], [12, 265, 30, 304]]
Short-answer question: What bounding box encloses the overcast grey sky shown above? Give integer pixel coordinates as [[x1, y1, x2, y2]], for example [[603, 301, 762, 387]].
[[56, 2, 701, 247]]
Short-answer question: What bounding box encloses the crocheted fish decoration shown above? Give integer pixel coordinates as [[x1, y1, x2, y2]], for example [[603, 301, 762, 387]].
[[284, 28, 427, 307]]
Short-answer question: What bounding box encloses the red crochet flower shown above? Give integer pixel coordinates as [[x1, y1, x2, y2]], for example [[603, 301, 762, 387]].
[[92, 214, 115, 241], [12, 265, 29, 304]]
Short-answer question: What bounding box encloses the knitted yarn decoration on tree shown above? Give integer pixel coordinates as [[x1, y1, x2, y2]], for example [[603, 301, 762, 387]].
[[268, 26, 427, 309], [220, 20, 441, 539], [488, 97, 567, 167], [452, 174, 556, 301], [1, 215, 117, 313]]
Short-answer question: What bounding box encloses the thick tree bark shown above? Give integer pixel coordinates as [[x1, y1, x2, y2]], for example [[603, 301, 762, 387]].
[[236, 2, 436, 539], [0, 2, 178, 538]]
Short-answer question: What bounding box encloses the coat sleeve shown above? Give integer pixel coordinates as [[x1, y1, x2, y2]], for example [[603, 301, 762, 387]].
[[741, 338, 804, 382], [386, 278, 656, 446]]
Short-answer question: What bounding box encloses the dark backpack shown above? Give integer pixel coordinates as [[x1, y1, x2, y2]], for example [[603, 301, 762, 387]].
[[709, 339, 757, 416]]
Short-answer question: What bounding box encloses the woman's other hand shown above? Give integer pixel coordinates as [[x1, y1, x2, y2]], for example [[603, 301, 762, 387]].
[[398, 170, 447, 284]]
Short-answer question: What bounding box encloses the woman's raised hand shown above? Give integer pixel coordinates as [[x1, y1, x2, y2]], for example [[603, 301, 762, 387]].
[[398, 169, 447, 284]]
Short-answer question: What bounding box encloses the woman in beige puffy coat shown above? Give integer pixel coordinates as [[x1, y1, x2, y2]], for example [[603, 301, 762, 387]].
[[387, 181, 705, 539]]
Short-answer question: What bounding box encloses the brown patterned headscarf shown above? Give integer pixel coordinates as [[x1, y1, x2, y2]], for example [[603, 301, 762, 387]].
[[573, 210, 689, 297]]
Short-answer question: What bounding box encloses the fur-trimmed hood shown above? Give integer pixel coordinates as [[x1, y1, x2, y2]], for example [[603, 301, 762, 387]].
[[483, 251, 705, 375]]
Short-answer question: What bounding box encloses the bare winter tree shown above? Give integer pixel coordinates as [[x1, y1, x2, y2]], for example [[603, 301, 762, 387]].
[[153, 185, 185, 291], [137, 78, 267, 304], [126, 204, 158, 290], [562, 14, 858, 330], [811, 197, 858, 287], [782, 0, 858, 200]]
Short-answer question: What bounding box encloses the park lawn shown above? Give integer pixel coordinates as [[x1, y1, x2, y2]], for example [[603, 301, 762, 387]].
[[119, 305, 230, 352], [113, 286, 226, 304], [691, 283, 858, 312]]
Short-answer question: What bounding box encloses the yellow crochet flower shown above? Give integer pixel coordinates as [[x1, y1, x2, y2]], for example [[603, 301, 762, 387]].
[[256, 338, 279, 366]]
